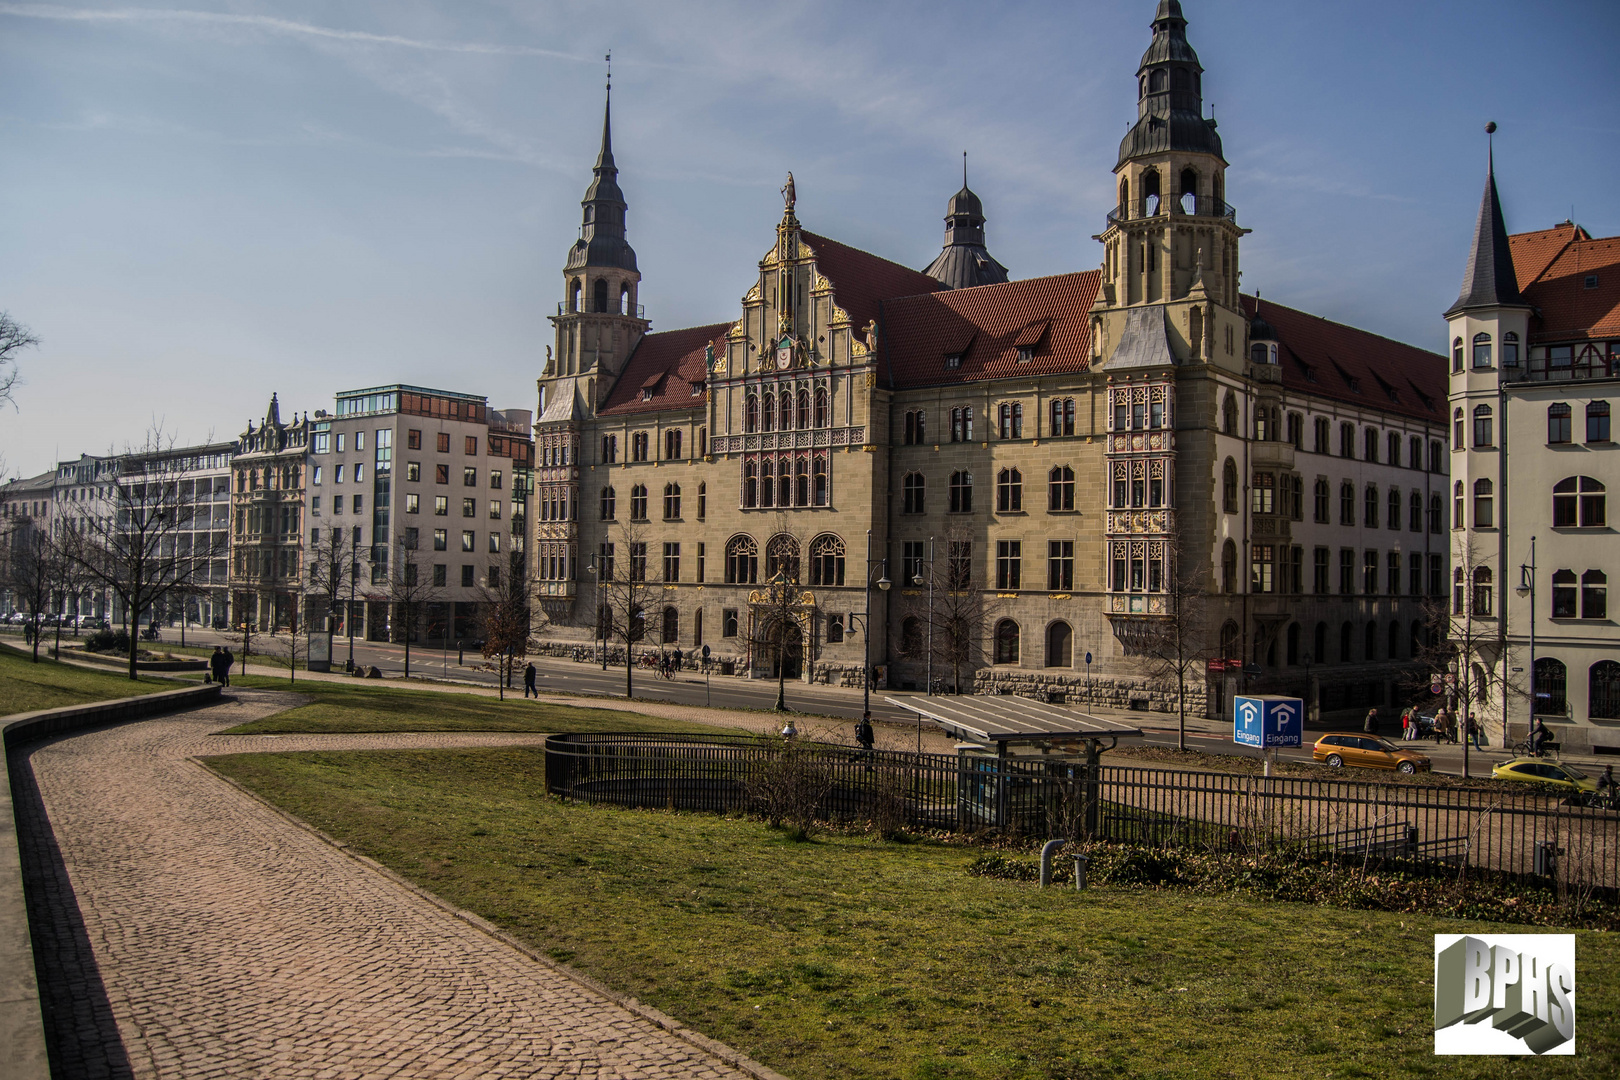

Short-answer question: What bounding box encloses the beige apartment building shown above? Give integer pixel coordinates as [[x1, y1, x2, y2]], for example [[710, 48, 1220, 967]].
[[1446, 160, 1620, 753], [308, 384, 533, 644], [231, 395, 313, 631], [533, 0, 1448, 717]]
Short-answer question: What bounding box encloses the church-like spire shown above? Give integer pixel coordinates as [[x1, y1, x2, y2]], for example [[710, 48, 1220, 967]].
[[568, 75, 637, 273], [1117, 0, 1223, 168], [1445, 128, 1524, 317], [923, 152, 1009, 290]]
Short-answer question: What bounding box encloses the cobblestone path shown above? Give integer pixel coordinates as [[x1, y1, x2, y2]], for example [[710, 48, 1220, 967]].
[[12, 690, 764, 1080]]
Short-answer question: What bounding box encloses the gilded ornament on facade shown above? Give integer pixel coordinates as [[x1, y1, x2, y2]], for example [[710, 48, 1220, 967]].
[[744, 282, 762, 304]]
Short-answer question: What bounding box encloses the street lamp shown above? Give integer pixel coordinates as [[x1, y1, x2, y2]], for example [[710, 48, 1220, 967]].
[[851, 529, 891, 723], [1302, 651, 1313, 723], [1518, 535, 1537, 728], [586, 554, 605, 669]]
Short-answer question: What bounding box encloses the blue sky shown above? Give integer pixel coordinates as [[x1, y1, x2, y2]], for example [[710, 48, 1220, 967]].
[[2, 0, 1617, 477]]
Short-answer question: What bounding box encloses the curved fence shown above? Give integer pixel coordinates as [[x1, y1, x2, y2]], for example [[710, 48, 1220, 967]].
[[543, 733, 1620, 894]]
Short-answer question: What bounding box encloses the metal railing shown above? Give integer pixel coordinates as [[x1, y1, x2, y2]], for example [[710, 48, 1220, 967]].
[[556, 300, 645, 318], [544, 733, 1620, 893], [1106, 195, 1238, 226], [1504, 356, 1618, 383]]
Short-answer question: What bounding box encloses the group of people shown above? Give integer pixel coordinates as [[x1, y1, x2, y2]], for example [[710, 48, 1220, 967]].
[[1369, 705, 1487, 749], [207, 645, 236, 686]]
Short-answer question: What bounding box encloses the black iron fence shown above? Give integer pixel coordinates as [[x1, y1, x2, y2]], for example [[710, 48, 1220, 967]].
[[544, 733, 1620, 893]]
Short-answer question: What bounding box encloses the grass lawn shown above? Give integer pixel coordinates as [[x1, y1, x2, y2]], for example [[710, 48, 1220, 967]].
[[207, 747, 1619, 1080], [0, 645, 176, 716], [215, 676, 741, 737]]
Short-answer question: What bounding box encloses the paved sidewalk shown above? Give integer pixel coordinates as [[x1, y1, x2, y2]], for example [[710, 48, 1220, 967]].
[[13, 690, 774, 1079]]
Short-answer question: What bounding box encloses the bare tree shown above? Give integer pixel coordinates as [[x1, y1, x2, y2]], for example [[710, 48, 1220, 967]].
[[593, 520, 655, 699], [0, 311, 39, 414], [381, 531, 440, 678], [304, 525, 361, 634], [900, 525, 998, 695], [266, 625, 306, 685], [5, 523, 54, 662], [59, 430, 223, 679], [478, 547, 532, 700], [1124, 531, 1214, 751], [748, 528, 811, 712]]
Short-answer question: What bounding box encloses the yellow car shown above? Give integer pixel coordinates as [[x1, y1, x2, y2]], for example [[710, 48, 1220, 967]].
[[1313, 733, 1432, 774], [1490, 757, 1598, 794]]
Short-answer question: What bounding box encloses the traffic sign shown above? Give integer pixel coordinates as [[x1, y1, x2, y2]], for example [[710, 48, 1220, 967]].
[[1084, 652, 1092, 665], [1430, 679, 1443, 695], [1234, 695, 1304, 748]]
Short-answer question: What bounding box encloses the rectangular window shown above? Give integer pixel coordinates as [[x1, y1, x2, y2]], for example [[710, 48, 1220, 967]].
[[461, 530, 474, 552], [629, 542, 647, 582], [1339, 549, 1355, 595], [403, 527, 419, 550], [335, 464, 345, 484], [434, 496, 447, 516], [355, 431, 365, 451], [405, 493, 419, 514], [1388, 552, 1401, 594], [407, 429, 421, 450], [436, 464, 449, 484], [1314, 547, 1329, 594], [696, 542, 706, 583], [312, 465, 323, 485], [464, 466, 477, 486], [334, 494, 344, 514], [437, 432, 450, 453], [433, 564, 446, 586], [722, 609, 738, 637], [461, 565, 474, 587], [406, 462, 421, 482], [465, 436, 478, 456], [995, 540, 1021, 590], [1250, 545, 1274, 594], [311, 496, 321, 514], [433, 529, 447, 551], [1363, 550, 1379, 594], [489, 500, 501, 520], [354, 463, 365, 484], [663, 542, 681, 583], [490, 469, 503, 490], [335, 433, 346, 453], [314, 433, 330, 454], [1290, 546, 1304, 594], [463, 498, 476, 517], [1048, 541, 1074, 591], [489, 532, 500, 554], [1251, 472, 1274, 514]]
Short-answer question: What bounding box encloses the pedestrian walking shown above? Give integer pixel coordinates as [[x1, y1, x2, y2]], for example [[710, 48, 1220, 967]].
[[220, 646, 235, 687], [1466, 711, 1484, 751], [523, 662, 538, 699], [208, 645, 225, 684], [1363, 707, 1378, 736], [1400, 708, 1413, 741]]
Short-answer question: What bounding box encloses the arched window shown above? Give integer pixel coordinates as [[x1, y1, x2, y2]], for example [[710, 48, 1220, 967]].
[[1452, 337, 1464, 373], [1453, 481, 1465, 529], [1430, 494, 1443, 534], [901, 616, 923, 656], [745, 395, 759, 433], [1149, 69, 1166, 93], [600, 486, 616, 520], [812, 458, 827, 506], [1314, 478, 1330, 523], [759, 459, 774, 507], [1388, 488, 1401, 531], [1553, 476, 1606, 527], [779, 390, 795, 431], [1222, 458, 1238, 513], [593, 278, 608, 313], [1551, 569, 1577, 618], [569, 279, 582, 313], [795, 388, 810, 430], [1473, 404, 1493, 447], [1453, 408, 1465, 446], [1222, 392, 1237, 435], [664, 429, 683, 459], [1409, 435, 1423, 469], [1472, 566, 1493, 616], [778, 456, 792, 506], [1286, 622, 1300, 666], [1590, 660, 1620, 720], [1314, 622, 1327, 665], [762, 393, 775, 432], [1045, 621, 1073, 668], [1178, 166, 1197, 213], [619, 283, 631, 315], [1548, 403, 1572, 444], [697, 481, 707, 520], [1583, 569, 1607, 619], [1473, 478, 1494, 528], [1472, 332, 1492, 369], [1221, 539, 1236, 593], [662, 606, 679, 644], [1502, 331, 1520, 368], [903, 472, 925, 514], [663, 482, 681, 520], [1588, 401, 1611, 443], [1409, 491, 1423, 532], [794, 457, 810, 506], [1364, 622, 1378, 662], [1220, 620, 1240, 660], [743, 462, 757, 508], [994, 619, 1020, 664], [765, 533, 800, 582], [725, 535, 757, 584], [1364, 484, 1379, 528], [949, 471, 973, 513], [1388, 431, 1402, 466], [1341, 481, 1356, 526], [810, 534, 846, 586], [1339, 622, 1352, 663], [996, 468, 1022, 513], [1533, 657, 1568, 716], [1454, 567, 1466, 614], [629, 484, 648, 521], [1048, 466, 1075, 511], [1364, 427, 1379, 462], [814, 387, 830, 427]]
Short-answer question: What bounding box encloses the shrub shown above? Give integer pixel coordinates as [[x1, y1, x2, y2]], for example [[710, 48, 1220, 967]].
[[85, 628, 131, 655]]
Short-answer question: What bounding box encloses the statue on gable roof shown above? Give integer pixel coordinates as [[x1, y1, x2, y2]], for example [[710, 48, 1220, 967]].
[[864, 319, 880, 353], [781, 171, 796, 212]]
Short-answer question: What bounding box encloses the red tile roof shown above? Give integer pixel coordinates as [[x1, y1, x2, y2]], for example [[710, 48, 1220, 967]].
[[1246, 295, 1447, 423], [1511, 226, 1620, 342], [879, 272, 1101, 389], [598, 322, 731, 417], [800, 231, 943, 334]]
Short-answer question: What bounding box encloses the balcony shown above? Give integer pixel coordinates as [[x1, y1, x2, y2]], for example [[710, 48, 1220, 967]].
[[556, 299, 646, 318], [1250, 441, 1295, 469], [1106, 195, 1238, 227], [1503, 355, 1618, 384]]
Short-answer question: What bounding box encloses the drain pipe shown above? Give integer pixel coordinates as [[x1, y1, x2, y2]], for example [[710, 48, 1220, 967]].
[[1039, 839, 1065, 887]]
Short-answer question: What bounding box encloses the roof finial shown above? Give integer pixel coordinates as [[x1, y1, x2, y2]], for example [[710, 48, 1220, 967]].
[[963, 150, 968, 189]]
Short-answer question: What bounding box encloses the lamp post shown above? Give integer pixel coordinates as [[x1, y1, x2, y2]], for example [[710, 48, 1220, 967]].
[[1302, 651, 1313, 723], [855, 528, 892, 722], [1517, 535, 1537, 735], [586, 553, 605, 669]]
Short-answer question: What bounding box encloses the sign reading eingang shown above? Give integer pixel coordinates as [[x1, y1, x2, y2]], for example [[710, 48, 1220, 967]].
[[1434, 934, 1575, 1055]]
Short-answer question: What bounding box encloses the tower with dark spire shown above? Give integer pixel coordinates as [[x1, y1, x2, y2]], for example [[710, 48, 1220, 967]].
[[923, 155, 1009, 289], [548, 70, 649, 411]]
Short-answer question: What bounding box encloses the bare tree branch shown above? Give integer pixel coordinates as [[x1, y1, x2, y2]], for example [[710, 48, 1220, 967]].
[[0, 311, 40, 414]]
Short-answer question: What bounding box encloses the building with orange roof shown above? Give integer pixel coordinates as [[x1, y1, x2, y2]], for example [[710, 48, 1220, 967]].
[[532, 1, 1449, 723], [1445, 153, 1620, 753]]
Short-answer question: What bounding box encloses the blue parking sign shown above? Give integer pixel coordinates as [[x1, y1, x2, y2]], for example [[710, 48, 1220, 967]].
[[1233, 695, 1304, 748]]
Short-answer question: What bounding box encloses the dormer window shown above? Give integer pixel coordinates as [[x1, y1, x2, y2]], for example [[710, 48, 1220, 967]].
[[641, 389, 654, 402], [690, 381, 704, 397], [1017, 346, 1034, 363], [945, 352, 963, 369], [1586, 275, 1599, 289]]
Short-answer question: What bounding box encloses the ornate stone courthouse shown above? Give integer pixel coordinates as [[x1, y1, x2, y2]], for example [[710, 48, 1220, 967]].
[[533, 1, 1450, 719]]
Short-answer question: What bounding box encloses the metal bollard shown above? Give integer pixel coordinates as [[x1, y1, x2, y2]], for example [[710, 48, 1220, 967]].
[[1039, 838, 1065, 888], [1072, 853, 1090, 891]]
